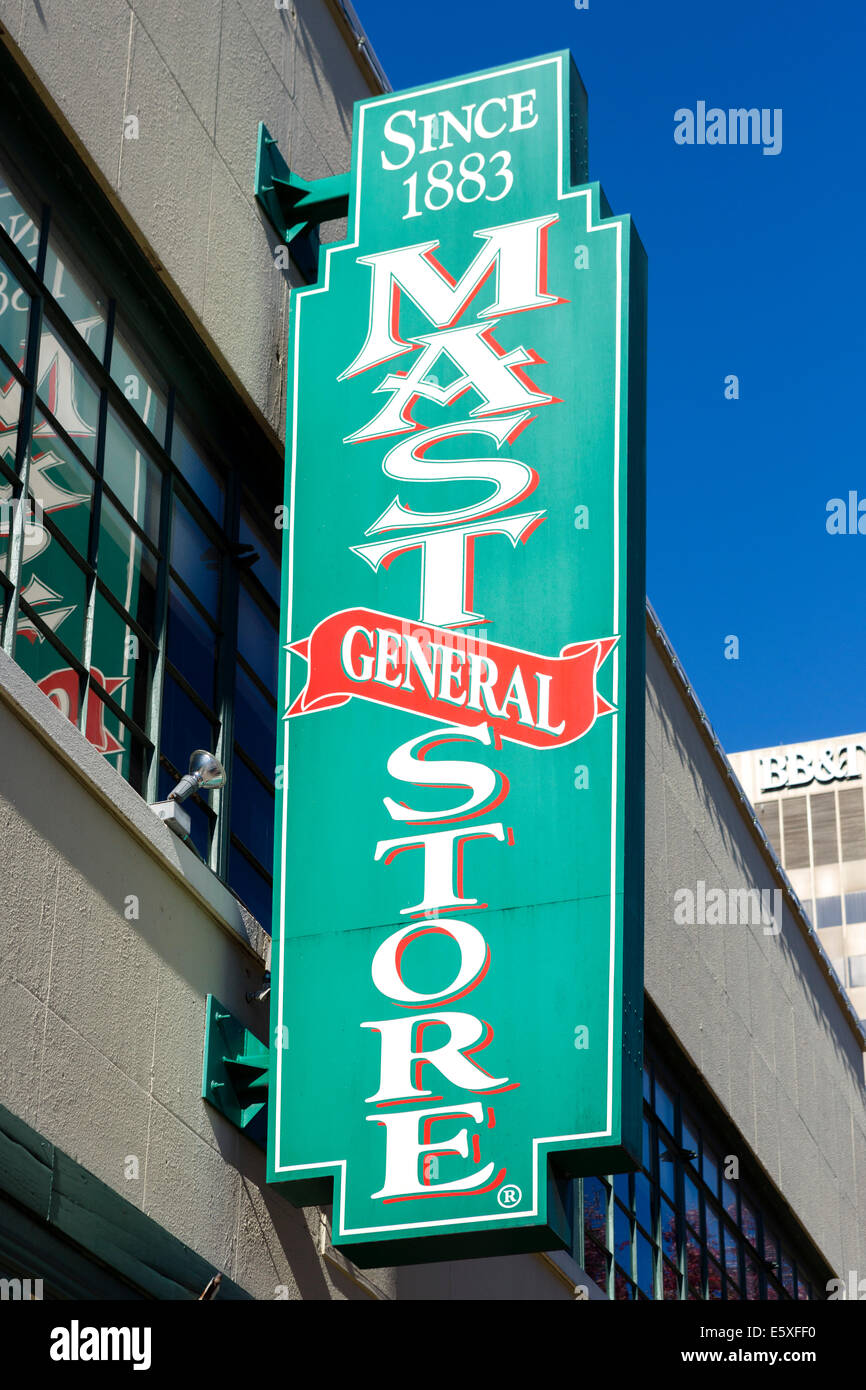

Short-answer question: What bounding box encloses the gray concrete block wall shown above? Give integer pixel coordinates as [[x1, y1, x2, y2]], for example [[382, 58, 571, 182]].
[[645, 631, 866, 1278], [0, 0, 375, 438]]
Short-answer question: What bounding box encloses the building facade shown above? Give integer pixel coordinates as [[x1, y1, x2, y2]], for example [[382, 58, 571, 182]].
[[730, 735, 866, 1025], [0, 3, 863, 1301]]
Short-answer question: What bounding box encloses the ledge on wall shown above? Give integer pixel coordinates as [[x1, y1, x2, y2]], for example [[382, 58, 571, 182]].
[[0, 1101, 251, 1299], [0, 645, 269, 968]]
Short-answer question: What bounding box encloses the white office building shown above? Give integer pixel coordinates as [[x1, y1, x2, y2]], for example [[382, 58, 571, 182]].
[[729, 735, 866, 1022]]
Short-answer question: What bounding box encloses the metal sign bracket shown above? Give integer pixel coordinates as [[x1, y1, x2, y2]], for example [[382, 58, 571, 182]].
[[254, 122, 350, 246], [201, 994, 269, 1149]]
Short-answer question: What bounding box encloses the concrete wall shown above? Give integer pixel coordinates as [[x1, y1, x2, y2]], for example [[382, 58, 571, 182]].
[[644, 625, 866, 1279], [0, 0, 376, 440]]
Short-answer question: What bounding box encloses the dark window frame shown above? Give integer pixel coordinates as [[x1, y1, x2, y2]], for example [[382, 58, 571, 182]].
[[0, 91, 282, 925]]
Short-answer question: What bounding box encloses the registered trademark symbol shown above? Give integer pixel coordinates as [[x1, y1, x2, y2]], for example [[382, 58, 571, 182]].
[[497, 1184, 522, 1208]]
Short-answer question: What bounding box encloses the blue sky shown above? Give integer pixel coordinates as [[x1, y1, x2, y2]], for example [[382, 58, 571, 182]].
[[354, 0, 866, 754]]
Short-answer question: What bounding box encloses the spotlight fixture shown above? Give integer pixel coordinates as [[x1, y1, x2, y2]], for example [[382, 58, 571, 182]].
[[168, 749, 227, 803], [246, 971, 271, 1005], [150, 749, 227, 841]]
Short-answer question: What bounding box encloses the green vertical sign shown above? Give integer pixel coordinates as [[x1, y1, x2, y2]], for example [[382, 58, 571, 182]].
[[270, 51, 647, 1266]]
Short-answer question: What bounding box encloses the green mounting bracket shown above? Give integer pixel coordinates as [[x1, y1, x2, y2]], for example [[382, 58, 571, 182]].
[[201, 994, 269, 1150], [254, 122, 350, 246]]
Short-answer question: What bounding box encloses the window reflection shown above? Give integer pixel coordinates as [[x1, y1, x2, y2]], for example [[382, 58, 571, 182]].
[[0, 148, 286, 924], [229, 845, 273, 930], [235, 665, 276, 775], [655, 1080, 675, 1133], [99, 496, 158, 637], [172, 417, 224, 522], [0, 255, 30, 362], [44, 230, 108, 362], [635, 1169, 652, 1235], [583, 1176, 607, 1245], [104, 408, 161, 541], [724, 1224, 741, 1284], [36, 320, 99, 461], [239, 507, 280, 604], [166, 581, 217, 708], [171, 498, 219, 614], [110, 324, 168, 445], [582, 1236, 607, 1289], [660, 1197, 677, 1265], [91, 590, 152, 780], [19, 544, 87, 660], [229, 753, 274, 873], [636, 1231, 654, 1297], [30, 407, 93, 559], [702, 1144, 718, 1196], [575, 1051, 820, 1301], [614, 1201, 631, 1276], [238, 583, 278, 694], [160, 675, 218, 790], [707, 1257, 724, 1300], [705, 1205, 721, 1263], [0, 161, 41, 268]]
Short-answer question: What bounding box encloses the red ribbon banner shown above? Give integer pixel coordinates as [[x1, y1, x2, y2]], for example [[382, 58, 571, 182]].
[[286, 608, 616, 750]]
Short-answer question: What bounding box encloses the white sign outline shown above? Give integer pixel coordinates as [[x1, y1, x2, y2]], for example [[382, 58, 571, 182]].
[[274, 52, 628, 1242]]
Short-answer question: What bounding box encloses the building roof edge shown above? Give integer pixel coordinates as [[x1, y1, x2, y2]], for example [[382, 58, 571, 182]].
[[646, 599, 866, 1060]]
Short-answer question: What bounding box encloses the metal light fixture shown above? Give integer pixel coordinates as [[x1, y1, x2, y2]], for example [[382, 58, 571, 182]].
[[150, 749, 227, 841], [168, 749, 227, 803]]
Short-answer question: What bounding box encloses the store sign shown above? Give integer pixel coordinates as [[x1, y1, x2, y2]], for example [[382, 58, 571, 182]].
[[758, 744, 865, 792], [270, 52, 647, 1265]]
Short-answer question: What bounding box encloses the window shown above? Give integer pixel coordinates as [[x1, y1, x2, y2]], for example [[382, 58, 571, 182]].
[[780, 796, 810, 869], [815, 896, 842, 929], [844, 890, 866, 925], [0, 151, 280, 926], [109, 322, 168, 444], [572, 1042, 825, 1300], [44, 226, 108, 362], [848, 956, 866, 989], [809, 791, 838, 866], [172, 415, 224, 522], [839, 787, 866, 861], [754, 800, 781, 857]]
